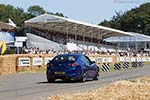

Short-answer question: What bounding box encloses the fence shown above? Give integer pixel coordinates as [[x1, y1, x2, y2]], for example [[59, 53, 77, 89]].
[[0, 54, 150, 75], [88, 55, 148, 71]]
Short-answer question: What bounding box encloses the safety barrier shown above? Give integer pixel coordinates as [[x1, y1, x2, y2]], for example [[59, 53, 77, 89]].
[[132, 61, 144, 67], [132, 62, 138, 67], [122, 62, 130, 69], [137, 62, 144, 67], [102, 63, 110, 71], [114, 63, 121, 70], [0, 55, 16, 75], [0, 54, 150, 75], [89, 55, 149, 72]]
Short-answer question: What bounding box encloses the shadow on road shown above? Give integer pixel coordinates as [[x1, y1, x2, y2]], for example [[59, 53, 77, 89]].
[[36, 81, 49, 84], [36, 79, 92, 84]]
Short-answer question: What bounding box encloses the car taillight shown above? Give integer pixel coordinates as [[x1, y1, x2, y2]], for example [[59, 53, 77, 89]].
[[69, 63, 78, 67]]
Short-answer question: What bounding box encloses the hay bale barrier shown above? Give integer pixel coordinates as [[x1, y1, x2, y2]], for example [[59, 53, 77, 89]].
[[0, 54, 56, 75], [0, 54, 149, 75], [0, 55, 16, 75], [47, 76, 150, 100]]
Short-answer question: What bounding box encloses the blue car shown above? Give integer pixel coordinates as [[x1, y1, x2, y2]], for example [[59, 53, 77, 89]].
[[46, 53, 99, 82]]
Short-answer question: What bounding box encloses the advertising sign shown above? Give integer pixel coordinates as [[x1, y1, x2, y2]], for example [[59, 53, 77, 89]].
[[32, 58, 43, 66], [89, 57, 96, 62], [96, 57, 103, 63], [45, 57, 53, 65], [125, 57, 131, 62], [119, 57, 125, 62], [137, 57, 142, 62], [131, 57, 136, 62], [15, 41, 23, 47], [67, 43, 77, 51], [18, 58, 30, 66], [107, 57, 113, 62]]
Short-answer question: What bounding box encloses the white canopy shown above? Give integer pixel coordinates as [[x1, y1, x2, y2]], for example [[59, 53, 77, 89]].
[[0, 21, 15, 30], [25, 13, 134, 39], [105, 32, 150, 42]]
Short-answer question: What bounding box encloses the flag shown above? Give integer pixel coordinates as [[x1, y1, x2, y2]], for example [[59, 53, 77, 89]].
[[0, 42, 7, 55]]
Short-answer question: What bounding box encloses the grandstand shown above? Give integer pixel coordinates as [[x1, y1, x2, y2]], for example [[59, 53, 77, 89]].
[[105, 32, 150, 52], [25, 13, 133, 53], [26, 33, 66, 51]]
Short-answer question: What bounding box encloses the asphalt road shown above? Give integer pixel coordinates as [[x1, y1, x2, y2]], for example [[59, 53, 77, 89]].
[[0, 65, 150, 100]]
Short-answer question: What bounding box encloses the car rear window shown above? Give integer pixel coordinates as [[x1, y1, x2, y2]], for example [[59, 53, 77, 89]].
[[52, 55, 77, 62]]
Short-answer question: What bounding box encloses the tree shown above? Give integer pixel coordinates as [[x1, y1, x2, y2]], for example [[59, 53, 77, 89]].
[[99, 3, 150, 35], [0, 4, 15, 22], [27, 5, 45, 16], [48, 12, 67, 18], [0, 4, 66, 36]]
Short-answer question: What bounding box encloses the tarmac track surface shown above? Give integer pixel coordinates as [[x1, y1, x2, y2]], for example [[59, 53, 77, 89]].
[[0, 65, 149, 100]]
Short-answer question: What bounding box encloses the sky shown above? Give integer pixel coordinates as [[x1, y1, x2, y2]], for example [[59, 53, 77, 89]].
[[0, 0, 149, 24]]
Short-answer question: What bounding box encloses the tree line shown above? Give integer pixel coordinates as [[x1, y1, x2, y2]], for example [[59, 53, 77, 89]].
[[0, 4, 65, 36], [99, 3, 150, 36], [0, 3, 150, 36]]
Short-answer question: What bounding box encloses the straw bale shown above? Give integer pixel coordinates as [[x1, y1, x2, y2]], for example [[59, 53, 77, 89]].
[[16, 54, 55, 72], [0, 55, 16, 75], [48, 76, 150, 100]]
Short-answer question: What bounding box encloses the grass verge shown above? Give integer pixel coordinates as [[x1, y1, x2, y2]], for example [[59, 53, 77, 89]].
[[19, 69, 46, 73], [47, 76, 150, 100]]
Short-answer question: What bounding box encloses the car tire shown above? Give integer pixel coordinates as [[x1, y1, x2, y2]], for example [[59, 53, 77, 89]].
[[80, 71, 86, 82], [63, 79, 71, 82], [93, 73, 99, 80], [47, 79, 55, 83]]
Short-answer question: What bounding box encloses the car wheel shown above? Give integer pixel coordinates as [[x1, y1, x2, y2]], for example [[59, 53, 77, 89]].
[[80, 72, 86, 82], [63, 79, 71, 82], [47, 79, 55, 83], [93, 74, 99, 80]]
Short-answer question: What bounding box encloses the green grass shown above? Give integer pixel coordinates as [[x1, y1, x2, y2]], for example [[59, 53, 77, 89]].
[[0, 83, 6, 87], [144, 62, 150, 65], [19, 69, 46, 73], [35, 69, 46, 73]]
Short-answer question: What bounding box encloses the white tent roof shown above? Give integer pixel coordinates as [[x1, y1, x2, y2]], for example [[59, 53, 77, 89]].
[[105, 32, 150, 42], [0, 21, 15, 30], [25, 13, 134, 39]]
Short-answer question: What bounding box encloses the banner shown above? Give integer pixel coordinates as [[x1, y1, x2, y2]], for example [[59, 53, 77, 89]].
[[125, 57, 131, 62], [131, 57, 136, 62], [137, 57, 142, 62], [32, 58, 43, 66], [89, 57, 96, 62], [67, 42, 77, 51], [119, 57, 125, 62], [45, 57, 53, 65], [18, 58, 30, 66]]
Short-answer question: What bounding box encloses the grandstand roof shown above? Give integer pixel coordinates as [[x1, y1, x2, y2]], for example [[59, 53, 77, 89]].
[[105, 32, 150, 42], [25, 13, 134, 39], [0, 21, 15, 30]]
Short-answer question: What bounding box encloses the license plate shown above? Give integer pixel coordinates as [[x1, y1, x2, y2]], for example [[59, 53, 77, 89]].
[[55, 72, 65, 75]]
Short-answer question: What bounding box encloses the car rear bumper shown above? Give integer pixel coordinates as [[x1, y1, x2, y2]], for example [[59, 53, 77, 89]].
[[47, 70, 81, 80]]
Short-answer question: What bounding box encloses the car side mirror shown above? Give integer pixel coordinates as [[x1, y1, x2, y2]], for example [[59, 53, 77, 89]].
[[48, 60, 52, 63]]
